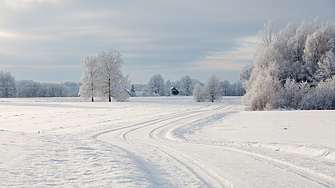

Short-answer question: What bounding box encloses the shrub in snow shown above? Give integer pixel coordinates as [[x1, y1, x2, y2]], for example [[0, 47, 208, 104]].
[[299, 77, 335, 110], [270, 79, 309, 110]]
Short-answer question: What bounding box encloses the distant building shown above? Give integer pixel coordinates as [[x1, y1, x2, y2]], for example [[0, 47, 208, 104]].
[[171, 87, 179, 96]]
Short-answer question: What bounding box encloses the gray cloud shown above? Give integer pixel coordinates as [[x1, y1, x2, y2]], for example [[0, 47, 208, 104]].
[[1, 0, 334, 83]]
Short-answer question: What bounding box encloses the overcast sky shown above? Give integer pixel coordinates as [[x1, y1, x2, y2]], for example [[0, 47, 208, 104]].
[[1, 0, 335, 84]]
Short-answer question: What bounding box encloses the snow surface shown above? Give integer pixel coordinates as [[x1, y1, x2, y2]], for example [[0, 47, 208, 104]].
[[1, 96, 335, 187]]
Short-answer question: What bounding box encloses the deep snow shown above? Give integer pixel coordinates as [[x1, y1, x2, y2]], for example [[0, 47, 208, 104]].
[[1, 97, 335, 187]]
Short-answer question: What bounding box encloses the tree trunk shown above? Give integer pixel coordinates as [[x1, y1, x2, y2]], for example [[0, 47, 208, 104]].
[[108, 78, 111, 102], [91, 97, 94, 102]]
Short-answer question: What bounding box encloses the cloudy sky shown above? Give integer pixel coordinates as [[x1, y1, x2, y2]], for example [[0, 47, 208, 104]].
[[1, 0, 335, 84]]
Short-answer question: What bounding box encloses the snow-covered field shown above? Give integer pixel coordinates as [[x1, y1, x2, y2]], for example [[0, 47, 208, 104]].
[[1, 97, 335, 187]]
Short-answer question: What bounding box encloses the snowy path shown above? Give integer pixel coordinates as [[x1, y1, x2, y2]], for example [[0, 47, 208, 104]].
[[1, 97, 335, 187], [98, 98, 335, 187]]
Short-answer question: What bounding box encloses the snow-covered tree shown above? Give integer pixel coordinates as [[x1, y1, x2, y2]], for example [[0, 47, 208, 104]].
[[79, 49, 129, 102], [16, 80, 41, 98], [219, 80, 230, 96], [97, 49, 129, 102], [242, 62, 282, 110], [193, 83, 205, 102], [241, 17, 335, 110], [148, 74, 165, 96], [165, 79, 172, 96], [314, 50, 335, 82], [171, 80, 181, 94], [239, 63, 254, 83], [0, 70, 17, 98], [303, 21, 335, 82], [180, 75, 193, 96], [204, 74, 222, 102], [37, 83, 69, 97], [79, 55, 100, 102], [64, 82, 81, 97]]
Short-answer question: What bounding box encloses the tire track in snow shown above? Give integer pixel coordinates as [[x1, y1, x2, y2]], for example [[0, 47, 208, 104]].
[[150, 107, 335, 187], [95, 104, 232, 187], [122, 105, 237, 187], [211, 144, 335, 187]]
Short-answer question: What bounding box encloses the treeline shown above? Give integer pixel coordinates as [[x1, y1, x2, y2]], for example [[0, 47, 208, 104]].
[[240, 17, 335, 110], [130, 74, 245, 97], [17, 81, 81, 98], [0, 70, 80, 98]]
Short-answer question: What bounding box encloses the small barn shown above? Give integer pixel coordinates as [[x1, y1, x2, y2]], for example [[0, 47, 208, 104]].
[[171, 87, 179, 96]]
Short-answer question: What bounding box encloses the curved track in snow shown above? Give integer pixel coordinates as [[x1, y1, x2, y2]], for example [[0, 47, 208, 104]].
[[97, 98, 335, 187]]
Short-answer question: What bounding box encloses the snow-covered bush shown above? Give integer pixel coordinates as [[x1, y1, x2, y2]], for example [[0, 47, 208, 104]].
[[270, 79, 309, 110], [241, 17, 335, 110], [299, 77, 335, 110]]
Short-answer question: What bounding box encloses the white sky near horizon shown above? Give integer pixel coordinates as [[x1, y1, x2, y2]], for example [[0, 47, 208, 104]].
[[0, 0, 334, 84]]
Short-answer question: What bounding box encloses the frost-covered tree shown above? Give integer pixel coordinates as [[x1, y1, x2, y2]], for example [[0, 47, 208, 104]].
[[148, 74, 165, 96], [64, 82, 81, 97], [204, 74, 222, 102], [241, 17, 335, 110], [165, 79, 172, 96], [239, 64, 254, 83], [219, 80, 230, 96], [37, 83, 69, 97], [180, 75, 193, 96], [229, 81, 246, 96], [242, 62, 282, 110], [16, 80, 41, 98], [171, 80, 181, 94], [79, 49, 129, 102], [97, 49, 129, 102], [79, 55, 100, 102], [193, 83, 205, 102], [0, 70, 17, 98], [314, 51, 335, 82], [303, 21, 335, 82]]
